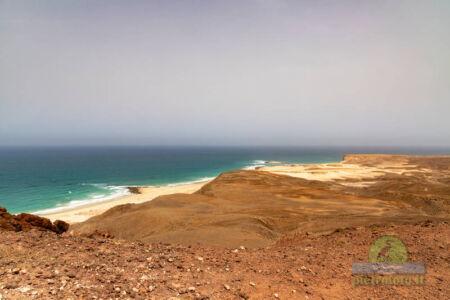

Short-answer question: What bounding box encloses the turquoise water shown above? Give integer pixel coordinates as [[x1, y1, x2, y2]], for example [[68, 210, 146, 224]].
[[0, 146, 448, 214]]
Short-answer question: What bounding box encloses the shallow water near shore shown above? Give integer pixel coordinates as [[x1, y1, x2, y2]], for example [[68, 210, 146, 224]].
[[0, 146, 448, 214]]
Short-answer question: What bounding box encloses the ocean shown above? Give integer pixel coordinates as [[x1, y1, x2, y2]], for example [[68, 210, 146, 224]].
[[0, 146, 448, 214]]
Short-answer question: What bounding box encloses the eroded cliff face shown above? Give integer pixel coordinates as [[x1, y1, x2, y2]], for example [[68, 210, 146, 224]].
[[72, 155, 450, 248], [0, 207, 68, 234]]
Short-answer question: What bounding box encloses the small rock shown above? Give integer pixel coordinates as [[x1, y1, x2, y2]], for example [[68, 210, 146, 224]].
[[274, 293, 279, 298], [148, 285, 155, 292], [240, 246, 246, 250], [197, 257, 204, 262], [188, 286, 196, 292], [232, 249, 239, 253], [224, 284, 230, 290], [171, 283, 181, 289], [5, 284, 19, 289], [17, 286, 31, 293], [249, 282, 256, 287]]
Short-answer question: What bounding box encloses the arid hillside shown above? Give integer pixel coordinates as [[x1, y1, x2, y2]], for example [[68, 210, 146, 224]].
[[73, 155, 450, 248]]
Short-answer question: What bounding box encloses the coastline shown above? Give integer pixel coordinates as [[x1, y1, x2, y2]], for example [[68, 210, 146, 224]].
[[36, 160, 268, 224], [35, 156, 414, 224], [39, 181, 210, 224], [37, 154, 450, 225]]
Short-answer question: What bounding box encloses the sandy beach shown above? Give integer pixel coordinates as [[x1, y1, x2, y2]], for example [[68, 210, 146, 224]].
[[257, 154, 425, 183], [40, 181, 210, 224]]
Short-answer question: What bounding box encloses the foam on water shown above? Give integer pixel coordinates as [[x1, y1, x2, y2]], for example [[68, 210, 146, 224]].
[[242, 160, 267, 170], [34, 177, 218, 215], [33, 184, 131, 215], [166, 177, 216, 187]]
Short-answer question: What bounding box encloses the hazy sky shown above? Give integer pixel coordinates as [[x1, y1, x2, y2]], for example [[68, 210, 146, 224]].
[[1, 0, 449, 146]]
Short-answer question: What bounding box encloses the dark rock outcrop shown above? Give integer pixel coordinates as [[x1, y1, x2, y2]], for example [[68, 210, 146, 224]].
[[0, 207, 69, 234]]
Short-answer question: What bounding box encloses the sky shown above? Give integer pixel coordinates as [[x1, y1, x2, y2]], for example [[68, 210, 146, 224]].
[[0, 0, 449, 147]]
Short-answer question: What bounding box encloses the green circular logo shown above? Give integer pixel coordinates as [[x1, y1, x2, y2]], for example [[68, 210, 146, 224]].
[[369, 236, 407, 264]]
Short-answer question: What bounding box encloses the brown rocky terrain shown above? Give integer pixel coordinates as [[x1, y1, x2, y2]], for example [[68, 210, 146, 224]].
[[0, 221, 448, 299], [73, 155, 450, 248]]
